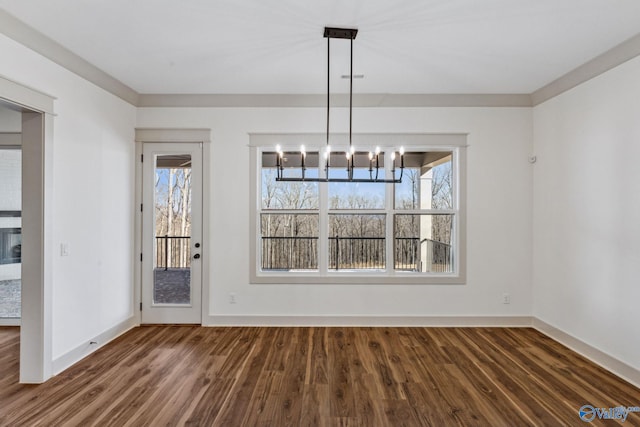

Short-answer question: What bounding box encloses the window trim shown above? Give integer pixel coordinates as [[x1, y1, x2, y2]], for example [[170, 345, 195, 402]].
[[249, 133, 467, 284]]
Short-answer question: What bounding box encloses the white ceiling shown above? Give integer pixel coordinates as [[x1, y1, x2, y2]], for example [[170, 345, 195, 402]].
[[2, 0, 640, 95]]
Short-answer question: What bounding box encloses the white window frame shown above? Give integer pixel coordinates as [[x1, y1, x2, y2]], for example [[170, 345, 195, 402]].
[[249, 133, 467, 284]]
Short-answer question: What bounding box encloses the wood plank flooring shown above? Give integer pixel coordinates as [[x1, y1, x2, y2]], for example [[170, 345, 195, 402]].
[[0, 326, 638, 426]]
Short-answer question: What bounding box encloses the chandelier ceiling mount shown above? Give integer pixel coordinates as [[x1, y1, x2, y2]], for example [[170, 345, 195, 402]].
[[274, 26, 404, 184]]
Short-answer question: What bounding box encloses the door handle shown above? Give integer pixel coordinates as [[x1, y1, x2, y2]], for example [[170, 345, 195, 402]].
[[193, 253, 201, 259]]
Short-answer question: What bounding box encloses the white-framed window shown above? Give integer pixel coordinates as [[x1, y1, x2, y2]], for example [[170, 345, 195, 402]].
[[249, 134, 466, 284]]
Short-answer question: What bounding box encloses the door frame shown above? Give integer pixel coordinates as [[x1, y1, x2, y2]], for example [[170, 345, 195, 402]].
[[1, 76, 55, 383], [134, 128, 211, 325]]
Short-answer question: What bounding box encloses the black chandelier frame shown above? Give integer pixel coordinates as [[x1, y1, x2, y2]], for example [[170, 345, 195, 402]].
[[274, 27, 404, 184]]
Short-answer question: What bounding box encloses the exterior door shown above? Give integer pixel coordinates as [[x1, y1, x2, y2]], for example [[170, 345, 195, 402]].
[[141, 142, 202, 323]]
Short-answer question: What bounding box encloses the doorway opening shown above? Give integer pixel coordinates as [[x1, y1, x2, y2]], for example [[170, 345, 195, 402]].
[[0, 104, 22, 323], [0, 148, 22, 321], [1, 76, 55, 383]]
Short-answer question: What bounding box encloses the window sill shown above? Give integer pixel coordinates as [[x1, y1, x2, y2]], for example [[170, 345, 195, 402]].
[[250, 272, 466, 285]]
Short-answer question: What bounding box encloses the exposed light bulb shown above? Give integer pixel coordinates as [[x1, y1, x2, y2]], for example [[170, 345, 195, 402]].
[[375, 146, 381, 155], [300, 144, 306, 156], [391, 152, 396, 161], [399, 146, 405, 155], [368, 152, 373, 160], [275, 144, 281, 153]]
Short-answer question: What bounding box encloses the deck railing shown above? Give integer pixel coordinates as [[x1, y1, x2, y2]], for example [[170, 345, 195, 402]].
[[261, 236, 318, 270], [329, 236, 385, 270], [395, 237, 452, 272], [156, 236, 191, 270], [155, 235, 452, 272], [261, 236, 452, 272]]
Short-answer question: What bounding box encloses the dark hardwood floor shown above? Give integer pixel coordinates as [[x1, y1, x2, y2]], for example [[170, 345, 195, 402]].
[[0, 326, 638, 426]]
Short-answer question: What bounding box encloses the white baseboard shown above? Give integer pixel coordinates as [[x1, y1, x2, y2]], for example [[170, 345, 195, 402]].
[[533, 317, 640, 389], [203, 315, 638, 388], [0, 318, 20, 326], [47, 315, 638, 390], [52, 316, 137, 375], [202, 315, 533, 327]]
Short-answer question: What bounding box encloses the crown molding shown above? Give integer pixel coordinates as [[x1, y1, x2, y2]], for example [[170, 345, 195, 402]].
[[532, 32, 640, 106], [137, 93, 532, 108], [0, 9, 139, 106], [2, 9, 640, 108]]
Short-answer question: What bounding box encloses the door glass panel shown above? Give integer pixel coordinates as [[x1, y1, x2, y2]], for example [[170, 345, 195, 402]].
[[153, 154, 192, 305]]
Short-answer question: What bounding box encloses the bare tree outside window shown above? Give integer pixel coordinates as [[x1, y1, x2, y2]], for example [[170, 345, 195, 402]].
[[155, 165, 192, 269], [328, 167, 386, 270], [328, 167, 385, 209], [329, 214, 385, 270], [261, 213, 318, 270], [261, 168, 319, 270], [262, 168, 319, 210], [394, 153, 453, 272], [258, 149, 456, 274]]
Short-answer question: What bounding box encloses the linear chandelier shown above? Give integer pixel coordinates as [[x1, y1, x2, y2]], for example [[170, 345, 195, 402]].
[[274, 27, 404, 183]]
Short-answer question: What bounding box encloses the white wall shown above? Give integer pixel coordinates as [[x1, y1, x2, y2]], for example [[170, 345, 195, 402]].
[[0, 34, 136, 360], [533, 56, 640, 370], [137, 106, 534, 321]]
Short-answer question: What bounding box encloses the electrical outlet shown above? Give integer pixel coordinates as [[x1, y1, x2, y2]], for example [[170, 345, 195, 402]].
[[229, 293, 237, 304], [502, 293, 511, 304]]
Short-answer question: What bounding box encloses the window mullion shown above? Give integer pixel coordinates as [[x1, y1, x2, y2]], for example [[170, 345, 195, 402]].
[[256, 143, 465, 282], [392, 209, 457, 215], [318, 165, 328, 274], [385, 152, 394, 274], [453, 148, 460, 274]]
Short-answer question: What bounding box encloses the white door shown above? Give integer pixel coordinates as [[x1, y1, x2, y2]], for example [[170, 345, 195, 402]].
[[141, 142, 202, 324]]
